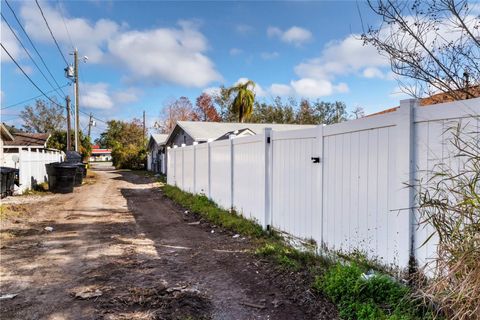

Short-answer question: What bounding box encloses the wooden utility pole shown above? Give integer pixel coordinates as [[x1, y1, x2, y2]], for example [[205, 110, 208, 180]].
[[143, 110, 146, 140], [66, 96, 71, 151], [87, 113, 93, 139], [74, 48, 80, 152]]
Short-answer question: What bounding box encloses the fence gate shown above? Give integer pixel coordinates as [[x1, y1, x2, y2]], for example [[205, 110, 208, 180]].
[[270, 127, 323, 244]]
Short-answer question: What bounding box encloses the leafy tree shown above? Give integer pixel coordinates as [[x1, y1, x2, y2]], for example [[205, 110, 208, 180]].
[[20, 99, 65, 133], [98, 119, 146, 169], [363, 0, 480, 99], [213, 86, 236, 122], [226, 79, 256, 122], [195, 93, 221, 122], [47, 130, 92, 159], [159, 96, 197, 133], [296, 99, 317, 124], [312, 101, 349, 124]]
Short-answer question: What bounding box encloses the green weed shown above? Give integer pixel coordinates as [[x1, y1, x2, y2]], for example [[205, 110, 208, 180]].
[[313, 263, 436, 320]]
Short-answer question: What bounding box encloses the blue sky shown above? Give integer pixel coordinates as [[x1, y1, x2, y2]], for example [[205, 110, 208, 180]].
[[1, 0, 407, 137]]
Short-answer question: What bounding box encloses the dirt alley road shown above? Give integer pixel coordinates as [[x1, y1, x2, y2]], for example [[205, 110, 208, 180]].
[[0, 164, 337, 320]]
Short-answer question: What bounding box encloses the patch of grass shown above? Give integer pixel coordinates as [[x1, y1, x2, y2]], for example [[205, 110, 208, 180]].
[[312, 263, 436, 320], [0, 204, 27, 221], [162, 184, 264, 238]]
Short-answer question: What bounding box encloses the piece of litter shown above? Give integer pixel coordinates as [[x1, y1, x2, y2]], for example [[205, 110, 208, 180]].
[[232, 234, 240, 238], [187, 221, 200, 225], [184, 210, 189, 214], [361, 270, 376, 281], [44, 226, 54, 232], [211, 230, 215, 234], [75, 289, 103, 299], [0, 293, 18, 300]]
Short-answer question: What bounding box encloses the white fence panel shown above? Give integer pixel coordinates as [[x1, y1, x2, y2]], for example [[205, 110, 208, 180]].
[[174, 148, 184, 190], [232, 134, 266, 226], [167, 147, 175, 185], [412, 100, 480, 269], [209, 140, 232, 209], [182, 146, 195, 193], [11, 148, 63, 193], [194, 143, 209, 195], [271, 127, 321, 242]]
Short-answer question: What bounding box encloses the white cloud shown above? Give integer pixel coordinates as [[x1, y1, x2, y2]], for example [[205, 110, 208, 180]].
[[20, 2, 118, 63], [81, 83, 141, 109], [236, 24, 254, 35], [19, 2, 221, 88], [113, 88, 140, 104], [267, 26, 312, 46], [108, 21, 221, 87], [1, 21, 23, 63], [269, 83, 292, 96], [295, 35, 388, 80], [229, 48, 243, 56], [81, 83, 114, 109], [290, 78, 334, 98], [203, 87, 221, 97], [261, 51, 279, 60], [262, 34, 387, 98], [362, 67, 385, 79]]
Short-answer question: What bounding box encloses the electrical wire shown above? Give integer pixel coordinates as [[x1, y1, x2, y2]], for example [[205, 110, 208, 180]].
[[56, 0, 74, 50], [1, 13, 67, 100], [1, 84, 70, 110], [35, 0, 69, 66], [4, 0, 67, 98], [1, 43, 66, 110]]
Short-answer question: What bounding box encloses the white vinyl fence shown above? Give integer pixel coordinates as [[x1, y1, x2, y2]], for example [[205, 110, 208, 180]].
[[2, 147, 63, 193], [167, 98, 480, 271]]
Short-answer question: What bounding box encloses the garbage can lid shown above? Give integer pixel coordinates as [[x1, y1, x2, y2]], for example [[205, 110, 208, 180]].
[[65, 151, 82, 162]]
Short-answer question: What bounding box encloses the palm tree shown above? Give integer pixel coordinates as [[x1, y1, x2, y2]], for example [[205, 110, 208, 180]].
[[227, 80, 256, 123]]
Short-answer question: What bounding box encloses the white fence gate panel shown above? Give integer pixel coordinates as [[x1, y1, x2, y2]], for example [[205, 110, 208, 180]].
[[232, 134, 266, 226], [271, 128, 321, 242]]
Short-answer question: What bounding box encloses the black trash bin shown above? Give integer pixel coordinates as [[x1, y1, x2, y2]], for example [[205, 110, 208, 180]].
[[73, 164, 84, 186], [65, 151, 82, 163], [45, 162, 60, 191], [1, 167, 18, 198], [52, 163, 77, 193]]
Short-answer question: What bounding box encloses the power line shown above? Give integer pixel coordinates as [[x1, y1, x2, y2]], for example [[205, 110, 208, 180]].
[[1, 13, 66, 99], [4, 0, 67, 97], [35, 0, 69, 66], [1, 42, 66, 110], [56, 0, 74, 50], [1, 84, 70, 110]]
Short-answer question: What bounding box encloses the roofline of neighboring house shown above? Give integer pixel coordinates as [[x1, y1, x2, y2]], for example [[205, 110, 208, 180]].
[[164, 122, 197, 147], [1, 123, 14, 141]]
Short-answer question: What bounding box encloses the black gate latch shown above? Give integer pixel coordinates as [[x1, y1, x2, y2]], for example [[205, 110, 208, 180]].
[[311, 157, 320, 163]]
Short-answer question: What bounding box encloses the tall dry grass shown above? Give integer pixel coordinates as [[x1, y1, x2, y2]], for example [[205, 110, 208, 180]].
[[416, 122, 480, 320]]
